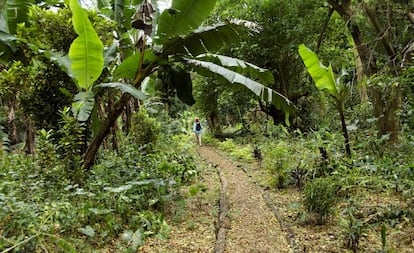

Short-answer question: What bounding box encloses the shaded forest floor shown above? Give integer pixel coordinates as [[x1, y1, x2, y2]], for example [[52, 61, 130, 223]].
[[139, 145, 414, 253]]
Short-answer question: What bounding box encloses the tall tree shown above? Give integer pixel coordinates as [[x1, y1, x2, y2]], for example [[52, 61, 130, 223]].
[[326, 0, 378, 76], [327, 0, 413, 142], [210, 0, 333, 127]]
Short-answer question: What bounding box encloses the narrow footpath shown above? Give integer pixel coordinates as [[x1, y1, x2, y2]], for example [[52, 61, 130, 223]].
[[199, 146, 291, 253], [140, 145, 295, 252]]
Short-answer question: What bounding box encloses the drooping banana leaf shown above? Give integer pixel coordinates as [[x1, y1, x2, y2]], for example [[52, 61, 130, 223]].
[[0, 0, 31, 61], [0, 31, 16, 62], [97, 82, 147, 100], [168, 65, 195, 106], [155, 0, 217, 43], [68, 0, 104, 90], [47, 51, 72, 78], [1, 0, 32, 34], [160, 22, 244, 56], [196, 54, 274, 85], [298, 44, 339, 99], [185, 58, 295, 116], [113, 0, 124, 24], [104, 43, 118, 68], [0, 31, 16, 42]]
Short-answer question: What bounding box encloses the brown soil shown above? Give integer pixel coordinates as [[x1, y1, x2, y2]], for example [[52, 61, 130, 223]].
[[140, 145, 414, 253]]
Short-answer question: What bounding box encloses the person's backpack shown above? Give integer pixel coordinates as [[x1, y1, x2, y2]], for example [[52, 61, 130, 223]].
[[195, 122, 202, 131]]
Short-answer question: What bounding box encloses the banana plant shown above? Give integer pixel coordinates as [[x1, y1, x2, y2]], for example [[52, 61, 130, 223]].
[[0, 0, 33, 63], [64, 0, 296, 171], [298, 44, 351, 158]]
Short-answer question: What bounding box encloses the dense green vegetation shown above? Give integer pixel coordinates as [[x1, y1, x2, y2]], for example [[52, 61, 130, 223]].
[[1, 0, 413, 251]]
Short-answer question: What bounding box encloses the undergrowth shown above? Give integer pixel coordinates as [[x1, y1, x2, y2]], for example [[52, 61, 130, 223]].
[[0, 111, 199, 252], [212, 122, 414, 251]]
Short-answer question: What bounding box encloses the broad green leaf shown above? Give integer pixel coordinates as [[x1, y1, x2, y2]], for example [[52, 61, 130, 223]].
[[103, 43, 118, 68], [0, 0, 30, 60], [0, 31, 16, 42], [104, 184, 132, 193], [0, 9, 9, 33], [113, 0, 124, 24], [98, 82, 147, 100], [113, 51, 157, 79], [113, 53, 140, 79], [197, 54, 274, 85], [185, 58, 295, 115], [72, 90, 95, 121], [128, 179, 158, 186], [89, 208, 113, 214], [69, 0, 104, 90], [161, 22, 242, 56], [97, 0, 110, 9], [168, 65, 195, 106], [156, 0, 216, 43], [1, 0, 32, 34], [79, 225, 95, 237], [298, 44, 339, 99], [121, 229, 143, 250], [48, 52, 73, 78]]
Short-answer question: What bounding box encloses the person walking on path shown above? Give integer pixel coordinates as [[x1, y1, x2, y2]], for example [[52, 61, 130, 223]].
[[193, 118, 202, 146]]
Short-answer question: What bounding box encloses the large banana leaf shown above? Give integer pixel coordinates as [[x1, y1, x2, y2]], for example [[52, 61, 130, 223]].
[[68, 0, 104, 90], [113, 0, 124, 24], [0, 10, 9, 33], [0, 31, 17, 58], [1, 0, 32, 34], [104, 43, 118, 68], [0, 31, 16, 42], [156, 0, 216, 43], [0, 0, 31, 62], [72, 90, 95, 122], [168, 65, 195, 106], [113, 50, 157, 79], [298, 44, 339, 99], [97, 82, 147, 100], [185, 58, 295, 116], [196, 54, 275, 85], [161, 22, 244, 56]]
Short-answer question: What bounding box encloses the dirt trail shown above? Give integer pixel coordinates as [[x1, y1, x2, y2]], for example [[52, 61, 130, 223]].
[[199, 146, 291, 253], [140, 145, 294, 252]]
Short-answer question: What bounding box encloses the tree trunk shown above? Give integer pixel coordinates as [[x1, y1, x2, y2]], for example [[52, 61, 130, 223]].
[[208, 110, 222, 137], [353, 44, 368, 102], [370, 84, 401, 143], [327, 0, 378, 76], [362, 2, 401, 143], [363, 2, 397, 67], [316, 7, 334, 52], [24, 115, 35, 155], [83, 93, 131, 171], [7, 99, 19, 146]]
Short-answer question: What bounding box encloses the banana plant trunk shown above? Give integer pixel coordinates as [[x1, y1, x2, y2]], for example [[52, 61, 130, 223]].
[[83, 93, 131, 171], [338, 103, 351, 158]]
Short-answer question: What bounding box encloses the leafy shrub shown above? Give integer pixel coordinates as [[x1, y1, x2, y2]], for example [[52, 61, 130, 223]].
[[340, 203, 367, 252], [217, 139, 254, 162], [129, 109, 161, 149], [264, 142, 291, 188], [302, 177, 337, 224]]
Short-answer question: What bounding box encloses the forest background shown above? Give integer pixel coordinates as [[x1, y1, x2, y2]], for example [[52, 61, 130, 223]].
[[0, 0, 413, 252]]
